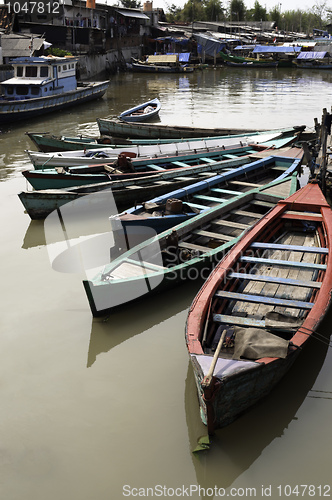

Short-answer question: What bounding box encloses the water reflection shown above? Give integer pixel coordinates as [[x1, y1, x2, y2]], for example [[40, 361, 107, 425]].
[[185, 311, 332, 495], [87, 278, 203, 367]]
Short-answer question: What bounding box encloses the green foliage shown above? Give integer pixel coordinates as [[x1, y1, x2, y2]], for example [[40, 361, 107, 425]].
[[252, 0, 267, 21], [45, 48, 72, 57], [120, 0, 141, 8], [229, 0, 246, 21], [164, 0, 331, 33]]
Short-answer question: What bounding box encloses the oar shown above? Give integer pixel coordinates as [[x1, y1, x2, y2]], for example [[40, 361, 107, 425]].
[[202, 329, 227, 388]]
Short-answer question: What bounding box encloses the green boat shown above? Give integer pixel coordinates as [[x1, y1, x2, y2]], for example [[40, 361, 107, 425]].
[[83, 173, 299, 316]]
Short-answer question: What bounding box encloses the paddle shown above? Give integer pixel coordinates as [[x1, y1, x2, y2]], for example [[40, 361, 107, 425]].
[[202, 329, 227, 388]]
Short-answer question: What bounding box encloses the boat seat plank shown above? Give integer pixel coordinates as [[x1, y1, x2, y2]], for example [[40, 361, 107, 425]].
[[213, 314, 265, 328], [229, 272, 322, 289], [186, 201, 208, 210], [213, 219, 250, 229], [231, 209, 261, 218], [171, 161, 190, 168], [250, 200, 275, 207], [240, 255, 327, 270], [193, 194, 227, 203], [281, 213, 323, 222], [214, 290, 314, 309], [200, 157, 217, 163], [211, 188, 240, 196], [223, 154, 240, 159], [250, 242, 328, 254], [173, 176, 196, 181], [193, 229, 234, 241], [147, 164, 165, 171], [229, 180, 261, 187], [178, 241, 211, 252]]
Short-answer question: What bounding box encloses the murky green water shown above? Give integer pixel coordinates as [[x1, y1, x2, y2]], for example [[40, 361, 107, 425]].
[[1, 67, 332, 500]]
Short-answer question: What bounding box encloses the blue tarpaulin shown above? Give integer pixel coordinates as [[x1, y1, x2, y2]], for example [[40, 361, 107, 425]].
[[166, 52, 191, 62], [296, 51, 327, 59], [194, 34, 226, 56]]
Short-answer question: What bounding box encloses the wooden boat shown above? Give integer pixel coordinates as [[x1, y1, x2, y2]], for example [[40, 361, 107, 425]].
[[26, 129, 303, 169], [220, 51, 278, 68], [0, 56, 109, 125], [185, 182, 332, 434], [97, 118, 305, 141], [119, 98, 161, 122], [22, 144, 263, 190], [18, 154, 257, 219], [293, 51, 332, 69], [26, 126, 305, 153], [131, 55, 194, 73], [83, 175, 299, 316], [111, 150, 303, 235]]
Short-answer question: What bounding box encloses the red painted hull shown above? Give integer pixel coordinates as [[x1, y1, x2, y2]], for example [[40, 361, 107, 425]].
[[186, 182, 332, 433]]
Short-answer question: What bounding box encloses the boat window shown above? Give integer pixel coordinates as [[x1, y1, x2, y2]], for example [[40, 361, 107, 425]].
[[16, 86, 29, 96], [16, 66, 24, 77], [31, 88, 39, 95], [63, 64, 67, 70], [58, 66, 61, 72], [7, 87, 14, 95], [40, 67, 49, 77], [25, 66, 38, 78]]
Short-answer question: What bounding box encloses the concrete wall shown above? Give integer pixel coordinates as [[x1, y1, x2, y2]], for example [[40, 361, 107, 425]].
[[77, 45, 143, 79]]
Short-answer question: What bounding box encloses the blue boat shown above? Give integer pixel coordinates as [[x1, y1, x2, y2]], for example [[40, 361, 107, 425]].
[[0, 56, 109, 124]]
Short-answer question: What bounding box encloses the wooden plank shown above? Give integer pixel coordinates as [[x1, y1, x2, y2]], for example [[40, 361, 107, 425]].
[[211, 187, 240, 195], [240, 255, 327, 270], [231, 209, 261, 218], [178, 241, 211, 252], [186, 201, 208, 210], [281, 213, 323, 222], [229, 272, 322, 289], [230, 180, 261, 188], [147, 164, 166, 171], [200, 157, 218, 164], [223, 154, 240, 159], [213, 313, 265, 328], [250, 242, 328, 254], [213, 219, 250, 229], [171, 161, 190, 168], [214, 290, 314, 309], [250, 200, 275, 207], [193, 229, 234, 241], [193, 194, 227, 203]]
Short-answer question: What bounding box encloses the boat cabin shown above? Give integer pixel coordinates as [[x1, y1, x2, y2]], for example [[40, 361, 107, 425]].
[[0, 56, 78, 100]]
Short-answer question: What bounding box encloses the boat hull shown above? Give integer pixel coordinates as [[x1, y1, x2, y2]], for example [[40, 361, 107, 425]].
[[185, 182, 332, 432], [119, 98, 161, 122], [0, 81, 109, 124]]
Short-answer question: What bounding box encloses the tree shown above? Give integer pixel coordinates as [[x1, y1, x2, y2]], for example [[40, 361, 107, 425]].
[[165, 3, 183, 22], [229, 0, 246, 21], [120, 0, 142, 8], [182, 0, 207, 22], [204, 0, 225, 21], [252, 0, 267, 21]]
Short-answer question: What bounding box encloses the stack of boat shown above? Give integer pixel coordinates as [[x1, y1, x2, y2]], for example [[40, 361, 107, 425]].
[[18, 118, 332, 437]]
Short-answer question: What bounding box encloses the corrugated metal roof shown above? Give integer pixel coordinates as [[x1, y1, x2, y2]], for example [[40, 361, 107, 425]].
[[1, 35, 44, 58], [297, 51, 327, 59], [114, 9, 149, 20], [253, 45, 301, 54]]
